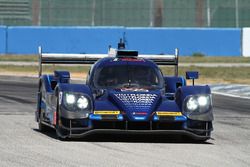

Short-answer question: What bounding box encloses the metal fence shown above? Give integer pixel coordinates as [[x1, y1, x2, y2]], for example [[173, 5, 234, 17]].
[[0, 0, 250, 27], [0, 0, 31, 25]]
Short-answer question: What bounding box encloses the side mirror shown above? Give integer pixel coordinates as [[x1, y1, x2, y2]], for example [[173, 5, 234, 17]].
[[186, 71, 199, 86]]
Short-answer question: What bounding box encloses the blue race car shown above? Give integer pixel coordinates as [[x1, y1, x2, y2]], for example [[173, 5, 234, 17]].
[[36, 41, 213, 141]]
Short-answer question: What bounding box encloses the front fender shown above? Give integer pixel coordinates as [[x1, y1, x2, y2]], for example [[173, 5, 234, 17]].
[[175, 85, 213, 121], [57, 83, 92, 96], [56, 83, 94, 119]]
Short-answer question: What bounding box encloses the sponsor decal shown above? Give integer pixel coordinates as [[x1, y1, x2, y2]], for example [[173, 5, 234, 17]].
[[156, 112, 182, 116], [120, 58, 144, 62], [59, 92, 63, 105], [132, 112, 147, 115], [94, 111, 120, 115]]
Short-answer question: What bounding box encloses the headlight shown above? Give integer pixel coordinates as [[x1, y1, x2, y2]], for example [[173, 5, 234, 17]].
[[77, 96, 89, 109], [65, 93, 76, 105], [197, 96, 209, 106], [186, 97, 199, 111], [63, 92, 91, 112], [184, 95, 212, 114]]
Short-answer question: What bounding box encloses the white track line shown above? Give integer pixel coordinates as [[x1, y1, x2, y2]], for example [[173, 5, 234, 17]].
[[212, 91, 250, 100]]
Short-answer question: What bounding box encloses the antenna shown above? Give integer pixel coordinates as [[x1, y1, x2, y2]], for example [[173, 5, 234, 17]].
[[118, 38, 125, 49]]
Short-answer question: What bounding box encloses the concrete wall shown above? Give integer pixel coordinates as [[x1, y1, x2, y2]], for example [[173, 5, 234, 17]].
[[0, 26, 7, 54], [7, 27, 125, 54], [125, 28, 241, 56], [1, 26, 243, 56]]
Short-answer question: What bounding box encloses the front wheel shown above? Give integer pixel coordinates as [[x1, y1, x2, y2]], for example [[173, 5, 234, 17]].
[[37, 89, 50, 132], [55, 95, 69, 141], [38, 113, 50, 132]]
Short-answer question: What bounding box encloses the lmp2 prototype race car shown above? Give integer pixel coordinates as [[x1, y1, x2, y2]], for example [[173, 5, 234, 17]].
[[36, 40, 213, 141]]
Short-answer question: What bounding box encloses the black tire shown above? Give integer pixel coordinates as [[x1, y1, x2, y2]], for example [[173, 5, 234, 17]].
[[37, 87, 50, 132], [38, 114, 50, 132], [55, 95, 69, 141]]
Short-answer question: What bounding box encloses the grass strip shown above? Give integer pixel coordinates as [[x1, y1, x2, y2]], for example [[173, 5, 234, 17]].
[[0, 65, 249, 84]]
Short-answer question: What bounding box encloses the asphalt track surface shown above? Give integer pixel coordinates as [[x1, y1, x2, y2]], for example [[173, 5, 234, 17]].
[[0, 76, 249, 167]]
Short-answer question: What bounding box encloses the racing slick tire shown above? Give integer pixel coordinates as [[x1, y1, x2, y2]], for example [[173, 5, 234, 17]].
[[38, 94, 50, 132], [55, 94, 69, 141], [38, 113, 50, 132]]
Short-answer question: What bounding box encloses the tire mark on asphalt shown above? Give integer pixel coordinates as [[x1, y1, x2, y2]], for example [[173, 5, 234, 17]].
[[0, 94, 34, 104], [0, 112, 32, 115], [89, 142, 132, 154]]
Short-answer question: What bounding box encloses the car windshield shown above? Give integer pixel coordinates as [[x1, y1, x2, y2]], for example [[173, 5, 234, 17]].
[[94, 65, 164, 89]]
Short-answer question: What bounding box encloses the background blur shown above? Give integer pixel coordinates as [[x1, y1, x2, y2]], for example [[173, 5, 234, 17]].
[[1, 0, 250, 27], [0, 0, 249, 84], [0, 0, 250, 56]]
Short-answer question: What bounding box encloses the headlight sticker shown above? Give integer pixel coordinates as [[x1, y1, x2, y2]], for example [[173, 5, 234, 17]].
[[59, 91, 63, 105]]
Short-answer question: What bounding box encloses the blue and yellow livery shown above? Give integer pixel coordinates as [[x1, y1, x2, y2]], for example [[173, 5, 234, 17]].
[[36, 40, 213, 141]]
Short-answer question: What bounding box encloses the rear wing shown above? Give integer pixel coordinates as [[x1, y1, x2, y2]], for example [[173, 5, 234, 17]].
[[38, 46, 179, 77]]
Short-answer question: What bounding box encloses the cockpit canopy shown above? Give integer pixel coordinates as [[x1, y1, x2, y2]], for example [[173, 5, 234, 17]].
[[94, 64, 164, 90]]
